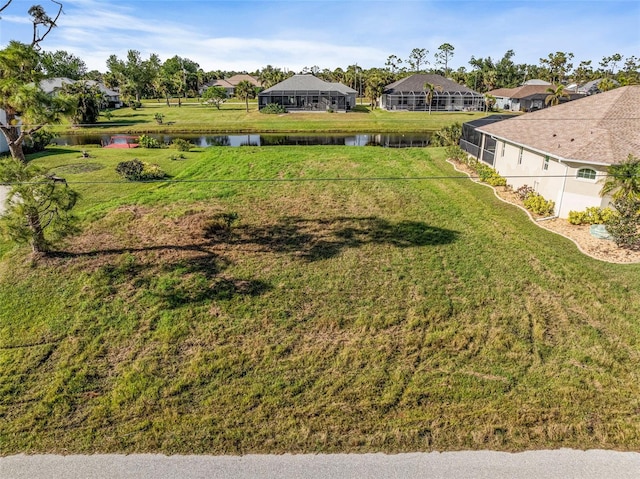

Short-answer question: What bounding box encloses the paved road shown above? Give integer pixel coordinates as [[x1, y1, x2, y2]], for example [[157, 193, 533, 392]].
[[2, 450, 640, 479]]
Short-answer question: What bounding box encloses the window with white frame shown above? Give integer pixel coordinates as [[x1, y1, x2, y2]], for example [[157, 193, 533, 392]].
[[501, 142, 505, 157], [577, 168, 597, 180], [518, 147, 523, 164], [543, 156, 550, 171]]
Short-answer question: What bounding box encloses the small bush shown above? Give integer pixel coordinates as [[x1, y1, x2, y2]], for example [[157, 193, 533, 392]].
[[515, 185, 536, 201], [605, 196, 640, 249], [431, 122, 462, 147], [170, 153, 186, 161], [568, 207, 617, 225], [23, 130, 55, 154], [154, 113, 164, 125], [138, 134, 162, 149], [130, 100, 142, 109], [171, 138, 192, 152], [446, 145, 467, 162], [116, 159, 166, 181], [523, 193, 555, 216], [260, 103, 287, 114]]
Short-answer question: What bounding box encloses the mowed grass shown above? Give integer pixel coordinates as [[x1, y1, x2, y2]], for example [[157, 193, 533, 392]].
[[1, 145, 640, 454], [57, 100, 488, 135]]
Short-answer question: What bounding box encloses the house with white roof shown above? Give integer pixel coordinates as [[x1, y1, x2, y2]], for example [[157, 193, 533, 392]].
[[471, 85, 640, 218]]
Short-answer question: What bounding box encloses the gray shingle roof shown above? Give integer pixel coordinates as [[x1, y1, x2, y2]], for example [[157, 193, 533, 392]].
[[478, 85, 640, 165], [261, 75, 356, 94], [384, 74, 480, 95]]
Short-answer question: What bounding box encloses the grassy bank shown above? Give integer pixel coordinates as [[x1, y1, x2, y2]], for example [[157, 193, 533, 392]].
[[1, 145, 640, 454], [57, 101, 488, 135]]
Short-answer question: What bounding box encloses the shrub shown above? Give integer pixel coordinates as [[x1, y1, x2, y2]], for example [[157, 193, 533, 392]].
[[116, 159, 166, 181], [138, 134, 162, 149], [23, 130, 55, 154], [568, 207, 617, 225], [260, 103, 287, 114], [115, 159, 144, 180], [515, 185, 536, 201], [130, 100, 142, 109], [430, 122, 462, 147], [475, 164, 507, 186], [523, 193, 555, 216], [171, 138, 192, 152], [445, 145, 467, 162], [154, 113, 164, 125], [605, 196, 640, 249]]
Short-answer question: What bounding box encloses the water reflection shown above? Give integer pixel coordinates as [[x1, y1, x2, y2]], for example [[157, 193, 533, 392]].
[[54, 133, 431, 148]]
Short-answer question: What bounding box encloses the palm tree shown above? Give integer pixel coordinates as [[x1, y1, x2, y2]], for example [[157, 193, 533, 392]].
[[600, 154, 640, 200], [544, 84, 569, 106], [235, 80, 256, 112], [423, 82, 442, 114]]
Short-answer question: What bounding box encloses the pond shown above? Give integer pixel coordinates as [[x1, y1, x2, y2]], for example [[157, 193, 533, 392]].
[[53, 132, 432, 148]]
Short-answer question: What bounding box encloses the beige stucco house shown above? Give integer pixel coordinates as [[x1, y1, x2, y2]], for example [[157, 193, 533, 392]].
[[474, 85, 640, 218]]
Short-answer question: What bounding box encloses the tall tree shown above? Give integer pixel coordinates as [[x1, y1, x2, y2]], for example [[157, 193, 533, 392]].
[[41, 50, 87, 79], [408, 48, 428, 73], [0, 1, 79, 256], [0, 41, 69, 164], [539, 51, 574, 84], [106, 50, 160, 103], [235, 80, 256, 112], [435, 43, 455, 77], [385, 55, 403, 74]]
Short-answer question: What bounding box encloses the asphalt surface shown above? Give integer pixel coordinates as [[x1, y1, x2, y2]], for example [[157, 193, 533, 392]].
[[2, 450, 640, 479]]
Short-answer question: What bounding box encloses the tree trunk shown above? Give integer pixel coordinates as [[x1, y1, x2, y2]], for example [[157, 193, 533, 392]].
[[27, 208, 47, 254], [245, 98, 249, 112], [8, 141, 27, 165]]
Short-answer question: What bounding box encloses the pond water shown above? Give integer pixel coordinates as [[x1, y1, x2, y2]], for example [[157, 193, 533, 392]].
[[53, 132, 432, 148]]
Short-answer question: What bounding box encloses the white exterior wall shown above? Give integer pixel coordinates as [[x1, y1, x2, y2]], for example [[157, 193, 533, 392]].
[[493, 140, 608, 218], [0, 110, 8, 153]]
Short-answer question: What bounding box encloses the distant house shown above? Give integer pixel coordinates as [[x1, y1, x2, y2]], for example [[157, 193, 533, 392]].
[[258, 75, 357, 112], [200, 74, 262, 97], [488, 83, 583, 112], [379, 74, 484, 111], [467, 85, 640, 218], [39, 77, 122, 108], [575, 79, 620, 95]]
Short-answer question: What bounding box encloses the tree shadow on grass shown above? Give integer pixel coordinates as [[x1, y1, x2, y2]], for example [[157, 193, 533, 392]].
[[50, 245, 271, 308], [206, 216, 459, 262]]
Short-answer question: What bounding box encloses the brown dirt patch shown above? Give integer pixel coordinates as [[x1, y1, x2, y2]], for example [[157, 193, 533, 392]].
[[448, 160, 640, 264]]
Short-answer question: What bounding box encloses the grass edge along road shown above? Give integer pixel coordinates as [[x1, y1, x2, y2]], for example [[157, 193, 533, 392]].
[[1, 145, 640, 454]]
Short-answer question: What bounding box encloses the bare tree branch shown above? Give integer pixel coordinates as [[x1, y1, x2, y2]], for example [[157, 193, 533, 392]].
[[30, 0, 63, 49], [0, 0, 13, 14]]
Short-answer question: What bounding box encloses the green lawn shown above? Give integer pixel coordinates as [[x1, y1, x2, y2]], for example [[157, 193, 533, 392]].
[[57, 101, 488, 135], [1, 145, 640, 454]]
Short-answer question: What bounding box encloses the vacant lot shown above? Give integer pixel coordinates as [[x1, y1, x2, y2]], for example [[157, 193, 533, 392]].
[[1, 145, 639, 454]]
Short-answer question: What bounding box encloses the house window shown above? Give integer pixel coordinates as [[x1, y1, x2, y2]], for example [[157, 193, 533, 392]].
[[577, 168, 597, 180], [543, 156, 550, 171], [501, 142, 505, 157], [518, 147, 523, 164]]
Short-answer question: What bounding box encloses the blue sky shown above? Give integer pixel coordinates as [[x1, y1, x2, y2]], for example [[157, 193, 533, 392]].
[[1, 0, 639, 73]]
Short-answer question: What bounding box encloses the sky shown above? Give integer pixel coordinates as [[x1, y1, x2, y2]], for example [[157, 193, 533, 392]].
[[0, 0, 639, 74]]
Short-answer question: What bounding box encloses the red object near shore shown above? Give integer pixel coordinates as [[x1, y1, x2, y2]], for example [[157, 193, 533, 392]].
[[103, 135, 140, 149]]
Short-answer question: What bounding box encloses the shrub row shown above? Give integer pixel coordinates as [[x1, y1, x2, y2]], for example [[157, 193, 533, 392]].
[[447, 146, 507, 187], [260, 103, 287, 114], [568, 206, 617, 225], [137, 135, 193, 152]]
